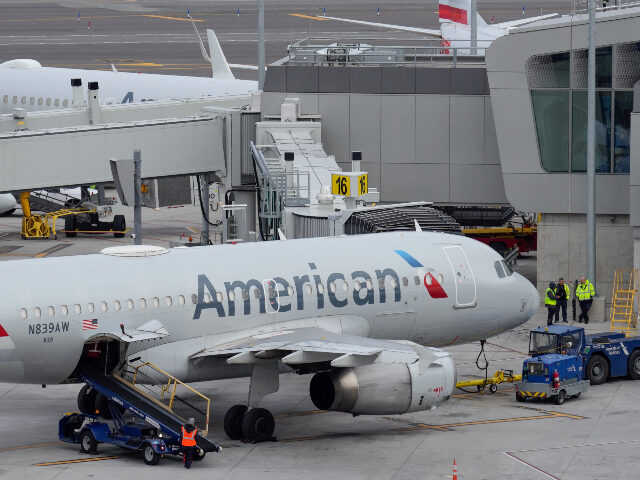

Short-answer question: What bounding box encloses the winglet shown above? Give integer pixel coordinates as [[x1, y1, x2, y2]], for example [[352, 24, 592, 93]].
[[111, 63, 118, 73], [414, 219, 422, 232], [188, 16, 235, 80]]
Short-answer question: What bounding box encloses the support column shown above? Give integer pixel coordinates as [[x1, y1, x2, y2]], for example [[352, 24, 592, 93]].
[[201, 177, 210, 246], [133, 150, 142, 246]]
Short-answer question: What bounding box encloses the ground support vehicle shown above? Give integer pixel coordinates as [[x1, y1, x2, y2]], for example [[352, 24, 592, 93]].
[[59, 365, 219, 465], [463, 226, 537, 257]]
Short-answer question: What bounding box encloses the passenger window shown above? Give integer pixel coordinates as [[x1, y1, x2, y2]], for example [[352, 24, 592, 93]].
[[318, 283, 325, 294], [87, 302, 95, 313], [253, 288, 262, 299], [502, 261, 514, 276], [494, 261, 506, 278], [152, 297, 159, 308], [191, 294, 197, 304], [20, 308, 27, 319], [61, 305, 68, 315], [12, 96, 17, 104], [113, 300, 121, 311], [2, 95, 7, 103], [267, 285, 275, 298], [140, 298, 147, 309], [54, 99, 59, 107], [342, 281, 349, 292], [20, 96, 26, 104], [390, 277, 397, 288], [378, 278, 385, 289], [203, 293, 211, 303], [37, 97, 43, 105], [74, 304, 81, 314], [354, 281, 361, 292], [127, 299, 134, 310], [165, 296, 172, 307], [287, 286, 294, 296], [414, 276, 421, 285], [63, 99, 68, 107], [215, 292, 223, 302], [425, 274, 433, 285], [402, 277, 409, 287], [101, 301, 108, 312], [34, 307, 41, 318], [228, 291, 235, 301], [178, 295, 185, 306], [366, 279, 373, 290], [329, 282, 335, 294], [29, 97, 35, 105], [45, 98, 51, 106], [242, 289, 249, 300], [437, 273, 444, 284], [48, 306, 55, 317], [304, 284, 313, 295]]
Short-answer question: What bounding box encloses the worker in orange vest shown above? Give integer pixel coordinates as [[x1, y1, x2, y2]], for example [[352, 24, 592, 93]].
[[181, 419, 198, 469]]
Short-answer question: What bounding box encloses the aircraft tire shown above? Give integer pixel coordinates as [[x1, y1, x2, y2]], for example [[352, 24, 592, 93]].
[[77, 385, 97, 414], [223, 404, 247, 440], [241, 408, 275, 443]]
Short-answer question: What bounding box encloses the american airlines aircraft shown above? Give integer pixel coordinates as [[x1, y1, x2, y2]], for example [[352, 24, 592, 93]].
[[0, 194, 17, 215], [0, 28, 256, 115], [322, 0, 557, 53], [0, 231, 539, 442]]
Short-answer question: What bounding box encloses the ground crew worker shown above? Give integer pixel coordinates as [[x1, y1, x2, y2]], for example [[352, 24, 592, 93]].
[[577, 277, 595, 324], [181, 418, 198, 469], [554, 277, 570, 323], [545, 281, 557, 326]]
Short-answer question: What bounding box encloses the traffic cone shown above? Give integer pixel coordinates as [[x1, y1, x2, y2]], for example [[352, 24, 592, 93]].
[[452, 459, 458, 480]]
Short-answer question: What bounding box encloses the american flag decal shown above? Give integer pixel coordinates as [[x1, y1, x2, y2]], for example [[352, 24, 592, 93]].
[[82, 319, 98, 330]]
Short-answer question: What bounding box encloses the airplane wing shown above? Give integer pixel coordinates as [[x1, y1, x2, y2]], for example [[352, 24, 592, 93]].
[[496, 13, 558, 29], [191, 327, 440, 368], [320, 16, 442, 37]]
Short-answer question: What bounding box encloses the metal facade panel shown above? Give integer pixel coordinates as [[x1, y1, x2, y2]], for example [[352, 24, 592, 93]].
[[260, 92, 287, 116], [415, 68, 451, 94], [349, 67, 382, 94], [380, 162, 449, 203], [349, 95, 381, 167], [449, 96, 485, 165], [503, 173, 571, 212], [381, 67, 415, 94], [570, 174, 630, 215], [630, 188, 640, 226], [451, 68, 488, 95], [381, 96, 416, 164], [263, 66, 286, 92], [449, 164, 508, 204], [319, 68, 350, 93], [318, 94, 350, 164], [284, 93, 319, 115], [483, 97, 500, 165], [415, 95, 450, 164], [286, 66, 319, 93], [361, 161, 381, 190]]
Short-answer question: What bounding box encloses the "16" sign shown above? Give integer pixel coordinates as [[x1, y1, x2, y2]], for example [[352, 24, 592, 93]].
[[331, 173, 368, 197]]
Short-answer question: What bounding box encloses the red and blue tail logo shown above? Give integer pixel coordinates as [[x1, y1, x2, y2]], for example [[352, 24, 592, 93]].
[[394, 250, 448, 299]]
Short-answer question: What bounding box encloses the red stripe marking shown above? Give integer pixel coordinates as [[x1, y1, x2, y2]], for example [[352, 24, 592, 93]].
[[424, 273, 448, 299], [0, 324, 9, 337], [439, 4, 468, 24]]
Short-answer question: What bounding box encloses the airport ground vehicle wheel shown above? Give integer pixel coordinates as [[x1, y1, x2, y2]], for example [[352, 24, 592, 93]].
[[77, 385, 97, 414], [488, 383, 498, 394], [143, 444, 160, 465], [112, 215, 126, 238], [194, 447, 206, 461], [552, 389, 566, 405], [573, 392, 582, 398], [64, 215, 78, 237], [224, 404, 247, 440], [79, 430, 98, 453], [628, 350, 640, 380], [515, 392, 526, 402], [242, 408, 275, 442], [586, 355, 609, 385]]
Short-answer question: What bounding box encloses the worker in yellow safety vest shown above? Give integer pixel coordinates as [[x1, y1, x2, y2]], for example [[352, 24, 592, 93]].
[[181, 419, 198, 469], [576, 277, 595, 324], [554, 278, 571, 324], [545, 282, 557, 326]]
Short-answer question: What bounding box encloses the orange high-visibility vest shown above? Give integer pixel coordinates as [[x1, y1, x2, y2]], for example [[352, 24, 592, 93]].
[[181, 426, 197, 447]]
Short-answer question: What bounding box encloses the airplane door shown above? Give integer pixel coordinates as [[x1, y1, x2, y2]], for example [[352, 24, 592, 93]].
[[442, 246, 476, 308], [264, 279, 280, 313]]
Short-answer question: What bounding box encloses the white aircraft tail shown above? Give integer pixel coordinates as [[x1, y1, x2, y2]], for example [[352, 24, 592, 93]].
[[439, 0, 487, 26], [189, 16, 235, 80]]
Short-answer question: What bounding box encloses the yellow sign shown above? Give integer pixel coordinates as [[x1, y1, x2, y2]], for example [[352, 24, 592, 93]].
[[331, 173, 368, 197]]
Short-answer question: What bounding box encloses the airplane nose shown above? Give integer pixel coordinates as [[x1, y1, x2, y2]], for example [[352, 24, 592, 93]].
[[523, 277, 540, 321]]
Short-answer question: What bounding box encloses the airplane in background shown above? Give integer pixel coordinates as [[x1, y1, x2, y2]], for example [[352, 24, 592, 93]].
[[0, 25, 257, 115], [0, 231, 539, 442], [0, 194, 17, 215], [321, 0, 557, 53]]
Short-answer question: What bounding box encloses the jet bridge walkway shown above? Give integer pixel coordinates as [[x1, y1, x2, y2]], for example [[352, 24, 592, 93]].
[[75, 364, 218, 453]]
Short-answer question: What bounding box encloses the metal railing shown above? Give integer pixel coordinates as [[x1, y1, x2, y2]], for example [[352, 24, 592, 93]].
[[286, 37, 490, 67], [572, 0, 640, 13], [129, 362, 211, 435]]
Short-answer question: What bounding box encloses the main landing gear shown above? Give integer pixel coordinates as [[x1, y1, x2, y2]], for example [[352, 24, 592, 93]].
[[223, 362, 279, 443]]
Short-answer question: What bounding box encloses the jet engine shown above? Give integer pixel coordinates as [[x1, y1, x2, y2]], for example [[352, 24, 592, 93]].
[[309, 351, 456, 415]]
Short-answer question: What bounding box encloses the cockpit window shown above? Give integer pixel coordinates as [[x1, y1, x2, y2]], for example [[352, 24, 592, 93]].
[[494, 261, 506, 278], [502, 260, 514, 276]]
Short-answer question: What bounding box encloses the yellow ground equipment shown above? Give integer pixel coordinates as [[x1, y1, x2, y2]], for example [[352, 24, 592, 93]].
[[456, 369, 522, 393], [19, 192, 91, 240], [610, 268, 639, 337]]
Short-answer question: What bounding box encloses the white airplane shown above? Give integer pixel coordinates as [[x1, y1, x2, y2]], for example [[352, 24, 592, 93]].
[[0, 231, 539, 442], [0, 193, 18, 215], [0, 27, 257, 115], [321, 0, 557, 54]]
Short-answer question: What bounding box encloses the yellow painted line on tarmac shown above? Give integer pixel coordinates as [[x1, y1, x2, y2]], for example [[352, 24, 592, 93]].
[[35, 455, 120, 466], [34, 244, 71, 258], [289, 14, 331, 21], [142, 14, 203, 22], [0, 442, 59, 453]]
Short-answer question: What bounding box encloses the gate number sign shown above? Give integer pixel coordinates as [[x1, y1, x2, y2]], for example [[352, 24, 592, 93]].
[[331, 173, 368, 197]]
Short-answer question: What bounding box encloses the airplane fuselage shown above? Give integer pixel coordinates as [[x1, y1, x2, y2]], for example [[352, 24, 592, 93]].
[[0, 232, 539, 385]]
